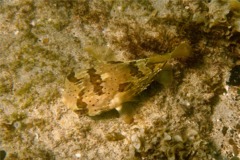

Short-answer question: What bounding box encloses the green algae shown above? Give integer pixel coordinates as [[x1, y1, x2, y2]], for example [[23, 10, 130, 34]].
[[0, 82, 11, 94], [20, 97, 33, 109], [7, 112, 27, 123], [15, 82, 32, 96]]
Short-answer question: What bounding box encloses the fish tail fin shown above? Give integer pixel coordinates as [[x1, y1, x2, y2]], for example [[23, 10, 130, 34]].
[[171, 42, 192, 59], [147, 42, 192, 63]]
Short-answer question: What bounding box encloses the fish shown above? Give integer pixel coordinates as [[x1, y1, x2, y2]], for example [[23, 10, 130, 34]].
[[62, 42, 191, 116]]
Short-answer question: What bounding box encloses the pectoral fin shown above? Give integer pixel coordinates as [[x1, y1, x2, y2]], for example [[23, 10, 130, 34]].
[[118, 103, 136, 124], [171, 42, 192, 59], [155, 68, 173, 87]]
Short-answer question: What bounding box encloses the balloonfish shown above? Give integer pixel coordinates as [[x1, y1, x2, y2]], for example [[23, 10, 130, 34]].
[[62, 42, 191, 116]]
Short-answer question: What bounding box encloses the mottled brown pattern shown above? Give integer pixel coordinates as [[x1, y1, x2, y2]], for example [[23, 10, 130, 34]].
[[76, 91, 88, 114], [63, 41, 191, 117], [129, 62, 144, 78], [118, 82, 134, 92], [146, 63, 156, 71], [67, 71, 79, 83], [87, 68, 103, 95]]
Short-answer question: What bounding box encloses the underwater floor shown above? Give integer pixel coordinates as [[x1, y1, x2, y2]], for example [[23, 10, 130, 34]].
[[0, 0, 240, 159]]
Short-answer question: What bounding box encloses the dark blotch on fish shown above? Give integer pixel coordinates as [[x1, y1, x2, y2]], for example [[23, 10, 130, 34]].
[[118, 82, 134, 92], [87, 68, 104, 95], [129, 62, 144, 78], [67, 71, 79, 83]]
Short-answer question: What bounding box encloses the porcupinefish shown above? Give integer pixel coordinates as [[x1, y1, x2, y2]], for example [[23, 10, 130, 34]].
[[62, 42, 191, 116]]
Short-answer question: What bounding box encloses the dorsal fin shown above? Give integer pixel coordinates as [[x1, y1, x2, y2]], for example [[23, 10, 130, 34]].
[[84, 45, 118, 62]]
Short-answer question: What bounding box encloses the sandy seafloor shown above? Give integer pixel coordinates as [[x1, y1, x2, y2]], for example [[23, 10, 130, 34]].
[[0, 0, 240, 159]]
